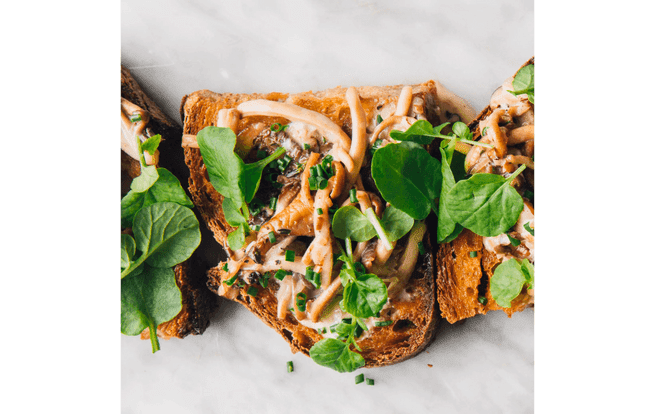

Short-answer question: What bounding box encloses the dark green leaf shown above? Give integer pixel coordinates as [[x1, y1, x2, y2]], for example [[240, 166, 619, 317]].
[[222, 198, 247, 227], [241, 147, 286, 203], [371, 141, 442, 220], [489, 258, 534, 308], [524, 222, 535, 236], [309, 338, 365, 373], [436, 147, 463, 243], [121, 168, 194, 228], [141, 134, 162, 157], [131, 202, 201, 269], [511, 64, 534, 92], [379, 205, 414, 242], [445, 173, 524, 237], [130, 164, 159, 193], [121, 266, 183, 352], [341, 273, 388, 318], [451, 122, 469, 139], [389, 120, 437, 144], [331, 206, 377, 242], [121, 234, 136, 270]]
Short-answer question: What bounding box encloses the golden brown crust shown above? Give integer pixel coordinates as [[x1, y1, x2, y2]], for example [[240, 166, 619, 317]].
[[433, 57, 535, 324], [182, 82, 441, 366], [121, 65, 218, 340]]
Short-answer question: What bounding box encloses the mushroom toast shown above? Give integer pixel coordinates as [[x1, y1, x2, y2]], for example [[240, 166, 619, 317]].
[[120, 66, 218, 352], [435, 57, 535, 323], [180, 82, 475, 371]]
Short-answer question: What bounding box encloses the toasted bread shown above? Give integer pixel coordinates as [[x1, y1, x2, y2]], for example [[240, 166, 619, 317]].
[[434, 58, 535, 324], [180, 82, 470, 367], [121, 65, 218, 340]]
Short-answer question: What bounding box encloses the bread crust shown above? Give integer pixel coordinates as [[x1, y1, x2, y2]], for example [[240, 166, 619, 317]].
[[181, 82, 442, 366], [121, 65, 218, 340], [433, 57, 535, 324]]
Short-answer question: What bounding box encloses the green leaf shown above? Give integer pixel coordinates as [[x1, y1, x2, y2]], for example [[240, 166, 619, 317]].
[[436, 147, 463, 243], [512, 64, 534, 92], [489, 258, 534, 308], [130, 164, 159, 193], [332, 206, 377, 242], [371, 141, 442, 220], [121, 234, 136, 270], [227, 223, 247, 251], [309, 338, 365, 373], [379, 205, 414, 242], [451, 122, 470, 139], [340, 273, 388, 318], [121, 265, 183, 352], [241, 147, 286, 203], [222, 198, 247, 227], [141, 134, 162, 157], [389, 120, 438, 145], [122, 202, 200, 278], [196, 126, 246, 206], [121, 168, 194, 228], [445, 170, 525, 237]]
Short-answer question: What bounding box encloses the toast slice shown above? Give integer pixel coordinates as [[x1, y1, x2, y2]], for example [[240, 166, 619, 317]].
[[121, 65, 218, 340], [434, 58, 535, 324], [180, 82, 473, 367]]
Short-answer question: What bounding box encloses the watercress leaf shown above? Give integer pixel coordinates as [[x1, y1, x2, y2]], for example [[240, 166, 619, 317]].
[[437, 147, 463, 243], [332, 206, 376, 242], [445, 173, 524, 237], [140, 134, 162, 157], [132, 202, 201, 268], [527, 92, 534, 104], [121, 234, 136, 270], [341, 273, 388, 318], [489, 258, 533, 308], [332, 320, 357, 341], [227, 223, 247, 251], [433, 122, 449, 135], [511, 64, 534, 92], [389, 120, 437, 145], [196, 126, 245, 205], [121, 265, 183, 352], [222, 198, 247, 227], [452, 122, 469, 138], [380, 205, 414, 242], [121, 168, 194, 228], [241, 147, 286, 203], [309, 338, 365, 373], [371, 141, 442, 220], [130, 164, 159, 193]]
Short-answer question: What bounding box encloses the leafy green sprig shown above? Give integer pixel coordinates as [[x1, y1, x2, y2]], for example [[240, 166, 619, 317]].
[[389, 120, 493, 149], [489, 258, 534, 307], [507, 64, 534, 104], [196, 126, 286, 250]]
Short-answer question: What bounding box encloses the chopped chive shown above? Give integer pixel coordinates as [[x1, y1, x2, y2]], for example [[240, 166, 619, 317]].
[[129, 113, 142, 123], [285, 250, 295, 262], [260, 273, 269, 288], [222, 263, 229, 271], [317, 208, 323, 215], [469, 251, 477, 258], [418, 242, 426, 255], [303, 143, 310, 150], [524, 222, 535, 236], [322, 137, 327, 144], [238, 281, 245, 288], [355, 373, 365, 384], [366, 378, 374, 386], [223, 275, 238, 286], [523, 189, 534, 201], [268, 231, 276, 243], [376, 114, 383, 124], [287, 361, 294, 373], [247, 286, 258, 297], [482, 126, 489, 136], [318, 179, 328, 190], [295, 292, 307, 312], [374, 320, 393, 327], [274, 269, 290, 281], [278, 228, 291, 235], [506, 233, 521, 246], [349, 189, 358, 203], [269, 197, 277, 211], [250, 224, 261, 232], [478, 296, 488, 305]]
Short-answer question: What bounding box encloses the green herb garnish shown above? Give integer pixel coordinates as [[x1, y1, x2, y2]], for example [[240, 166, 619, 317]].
[[285, 250, 295, 262], [524, 222, 534, 236], [295, 292, 307, 312], [317, 208, 324, 215], [376, 114, 383, 124], [489, 258, 534, 308], [287, 361, 294, 372], [355, 373, 365, 384], [478, 296, 488, 305], [507, 233, 521, 246], [268, 231, 277, 243], [247, 286, 258, 297], [418, 242, 426, 255], [469, 251, 477, 258], [223, 275, 238, 286], [303, 143, 310, 150], [275, 269, 290, 281], [271, 123, 289, 132], [222, 263, 229, 271], [374, 320, 393, 327], [366, 378, 374, 386], [129, 113, 142, 123], [508, 64, 534, 104]]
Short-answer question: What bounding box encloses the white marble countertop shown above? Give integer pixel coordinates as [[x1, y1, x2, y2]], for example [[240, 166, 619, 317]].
[[121, 1, 534, 413]]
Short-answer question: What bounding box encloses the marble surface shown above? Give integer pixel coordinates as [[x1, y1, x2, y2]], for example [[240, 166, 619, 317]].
[[121, 1, 534, 413]]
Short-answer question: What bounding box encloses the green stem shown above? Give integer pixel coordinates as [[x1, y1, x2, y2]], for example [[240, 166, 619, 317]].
[[121, 255, 146, 279], [251, 147, 286, 168], [364, 208, 393, 250], [505, 164, 527, 184], [135, 134, 147, 167], [436, 133, 494, 149], [345, 237, 353, 259], [148, 319, 160, 353]]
